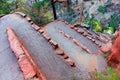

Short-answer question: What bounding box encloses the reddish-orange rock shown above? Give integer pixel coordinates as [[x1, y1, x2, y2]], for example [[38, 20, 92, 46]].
[[107, 36, 120, 68], [30, 21, 34, 24], [49, 40, 58, 48], [65, 58, 74, 66], [21, 41, 46, 80], [7, 27, 24, 58], [94, 40, 99, 45], [39, 29, 44, 34], [33, 24, 40, 31], [64, 33, 71, 38], [14, 12, 26, 17], [45, 36, 51, 41], [100, 41, 112, 53], [18, 55, 36, 79], [68, 24, 74, 28], [73, 39, 79, 45], [87, 36, 92, 40], [7, 27, 46, 80], [74, 24, 81, 27], [86, 49, 92, 54], [26, 16, 31, 22], [83, 33, 87, 37], [55, 48, 64, 55], [73, 27, 78, 31], [91, 38, 95, 42], [42, 33, 51, 41], [63, 54, 68, 59], [10, 38, 24, 58]]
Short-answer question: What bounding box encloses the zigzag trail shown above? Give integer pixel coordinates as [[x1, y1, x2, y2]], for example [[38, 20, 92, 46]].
[[0, 12, 109, 80]]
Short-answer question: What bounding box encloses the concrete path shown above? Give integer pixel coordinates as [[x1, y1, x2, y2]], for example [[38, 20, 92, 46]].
[[0, 13, 82, 80]]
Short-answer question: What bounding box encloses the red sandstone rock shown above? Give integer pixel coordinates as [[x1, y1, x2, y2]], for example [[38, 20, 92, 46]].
[[83, 33, 87, 37], [87, 36, 92, 40], [45, 36, 51, 41], [39, 29, 44, 34], [107, 35, 120, 69], [10, 39, 24, 58], [77, 30, 84, 34], [73, 27, 78, 31], [94, 40, 99, 45], [100, 41, 112, 53], [49, 40, 58, 48], [26, 17, 31, 22], [72, 39, 80, 46], [55, 48, 64, 55], [30, 21, 34, 24], [63, 54, 68, 59], [42, 33, 51, 41], [68, 24, 74, 28], [21, 42, 46, 80], [86, 49, 92, 54], [74, 24, 81, 27], [14, 12, 26, 17], [65, 58, 74, 66], [7, 27, 45, 80], [73, 39, 78, 43], [18, 55, 36, 79], [7, 27, 24, 58], [64, 33, 71, 38], [91, 38, 95, 42], [33, 24, 40, 30], [87, 31, 92, 35]]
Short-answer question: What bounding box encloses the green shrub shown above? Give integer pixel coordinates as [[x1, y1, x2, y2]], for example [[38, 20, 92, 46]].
[[0, 0, 18, 14], [98, 5, 107, 14], [86, 15, 102, 32], [93, 67, 120, 80], [109, 13, 119, 28], [15, 0, 53, 26]]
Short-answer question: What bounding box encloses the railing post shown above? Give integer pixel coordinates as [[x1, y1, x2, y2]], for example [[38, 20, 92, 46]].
[[51, 0, 57, 20]]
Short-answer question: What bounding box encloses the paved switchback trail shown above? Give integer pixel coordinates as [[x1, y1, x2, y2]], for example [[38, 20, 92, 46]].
[[45, 22, 107, 78], [45, 21, 100, 54], [0, 13, 82, 80]]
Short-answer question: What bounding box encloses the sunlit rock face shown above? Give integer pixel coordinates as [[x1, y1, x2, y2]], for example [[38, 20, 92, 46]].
[[82, 0, 120, 29], [107, 32, 120, 68]]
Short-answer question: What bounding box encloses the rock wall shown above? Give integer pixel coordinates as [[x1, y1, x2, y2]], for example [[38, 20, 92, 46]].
[[81, 0, 120, 31]]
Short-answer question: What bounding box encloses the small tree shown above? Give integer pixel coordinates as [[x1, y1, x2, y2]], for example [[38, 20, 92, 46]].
[[0, 0, 19, 14], [16, 0, 53, 26]]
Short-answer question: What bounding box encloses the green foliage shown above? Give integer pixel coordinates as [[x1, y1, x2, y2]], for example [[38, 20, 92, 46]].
[[86, 15, 102, 32], [93, 67, 120, 80], [0, 0, 14, 14], [0, 0, 25, 15], [91, 1, 94, 5], [0, 0, 53, 26], [98, 5, 107, 14], [103, 27, 115, 34], [108, 13, 119, 28], [15, 0, 53, 26], [33, 0, 51, 11], [103, 13, 120, 34]]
